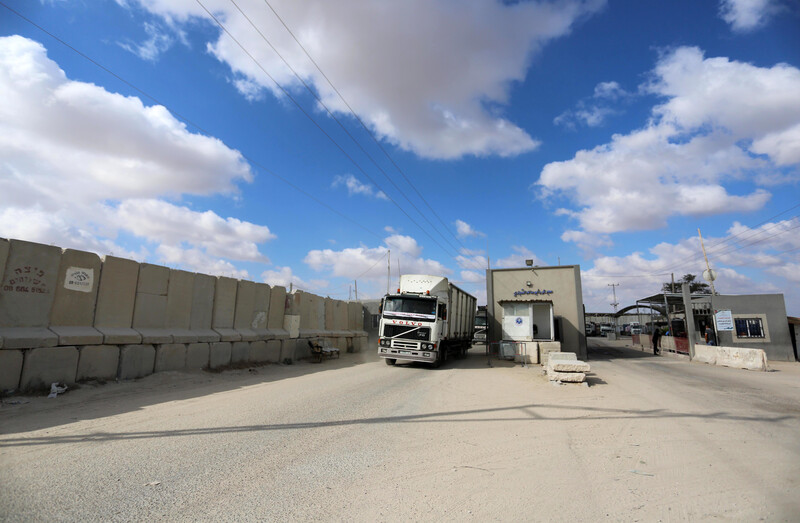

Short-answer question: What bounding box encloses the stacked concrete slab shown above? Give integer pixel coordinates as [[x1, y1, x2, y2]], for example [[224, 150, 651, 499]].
[[546, 352, 590, 383]]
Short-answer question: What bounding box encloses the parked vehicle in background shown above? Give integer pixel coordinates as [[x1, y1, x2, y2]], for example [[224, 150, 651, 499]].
[[630, 321, 642, 335], [473, 306, 487, 344], [378, 275, 476, 367], [600, 324, 614, 337]]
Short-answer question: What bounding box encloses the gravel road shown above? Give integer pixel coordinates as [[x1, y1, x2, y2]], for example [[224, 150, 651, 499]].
[[2, 339, 799, 521]]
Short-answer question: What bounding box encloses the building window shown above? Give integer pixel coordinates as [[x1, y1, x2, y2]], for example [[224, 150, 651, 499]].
[[735, 318, 764, 338]]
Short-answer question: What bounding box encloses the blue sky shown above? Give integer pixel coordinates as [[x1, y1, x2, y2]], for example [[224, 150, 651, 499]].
[[1, 0, 799, 314]]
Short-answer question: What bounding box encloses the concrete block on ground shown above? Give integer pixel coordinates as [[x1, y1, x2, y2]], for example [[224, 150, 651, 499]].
[[166, 269, 193, 330], [49, 326, 104, 346], [347, 302, 364, 332], [233, 280, 255, 329], [547, 370, 586, 383], [154, 343, 187, 372], [231, 341, 250, 364], [212, 276, 237, 330], [209, 342, 232, 369], [250, 340, 281, 363], [169, 329, 201, 344], [118, 344, 155, 380], [186, 343, 210, 369], [97, 327, 142, 345], [515, 341, 538, 364], [94, 255, 139, 328], [0, 349, 23, 391], [549, 352, 577, 361], [715, 346, 767, 371], [334, 300, 348, 332], [76, 345, 119, 381], [0, 327, 58, 349], [279, 338, 301, 361], [20, 346, 79, 391], [190, 273, 215, 330], [538, 341, 562, 366], [267, 285, 287, 337], [548, 360, 590, 373], [0, 239, 62, 328], [49, 249, 101, 327]]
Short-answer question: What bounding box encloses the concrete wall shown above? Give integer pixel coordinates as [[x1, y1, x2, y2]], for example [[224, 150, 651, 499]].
[[486, 265, 587, 360], [0, 238, 369, 392], [713, 294, 794, 361]]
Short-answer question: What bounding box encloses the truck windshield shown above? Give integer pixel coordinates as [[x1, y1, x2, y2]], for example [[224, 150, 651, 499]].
[[475, 317, 487, 327], [383, 297, 436, 319]]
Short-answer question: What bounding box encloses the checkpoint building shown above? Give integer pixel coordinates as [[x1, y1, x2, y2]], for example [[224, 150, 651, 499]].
[[485, 264, 587, 360]]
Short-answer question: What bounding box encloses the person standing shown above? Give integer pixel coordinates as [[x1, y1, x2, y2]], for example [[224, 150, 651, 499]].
[[705, 325, 717, 346], [652, 327, 661, 355]]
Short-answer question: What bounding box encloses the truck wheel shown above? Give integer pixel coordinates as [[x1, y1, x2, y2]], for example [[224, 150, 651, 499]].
[[385, 358, 396, 366]]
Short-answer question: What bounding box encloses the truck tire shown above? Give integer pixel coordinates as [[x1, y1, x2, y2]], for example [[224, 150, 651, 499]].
[[385, 358, 396, 366]]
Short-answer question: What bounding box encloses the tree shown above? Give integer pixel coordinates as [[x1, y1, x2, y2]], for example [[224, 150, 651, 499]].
[[662, 273, 711, 294]]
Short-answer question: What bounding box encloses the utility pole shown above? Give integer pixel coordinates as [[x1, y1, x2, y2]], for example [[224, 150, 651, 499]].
[[387, 249, 391, 294], [671, 273, 675, 294], [354, 280, 358, 301], [608, 283, 620, 313], [698, 228, 717, 295]]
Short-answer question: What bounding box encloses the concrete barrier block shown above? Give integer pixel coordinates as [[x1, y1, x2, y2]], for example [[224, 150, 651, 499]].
[[0, 238, 8, 288], [549, 352, 577, 361], [133, 293, 167, 329], [515, 342, 538, 364], [212, 276, 237, 329], [0, 349, 23, 391], [137, 263, 169, 295], [166, 269, 193, 329], [213, 328, 241, 342], [251, 283, 270, 333], [693, 345, 717, 365], [96, 327, 142, 345], [154, 343, 187, 372], [231, 341, 250, 364], [234, 281, 259, 341], [186, 342, 210, 369], [170, 329, 200, 344], [268, 285, 286, 328], [49, 326, 104, 346], [20, 346, 79, 390], [190, 273, 215, 329], [94, 255, 139, 328], [284, 315, 300, 339], [118, 344, 155, 380], [50, 249, 101, 327], [136, 328, 173, 344], [0, 239, 62, 327], [0, 327, 58, 349], [715, 346, 768, 371], [209, 342, 232, 369], [76, 345, 119, 381], [250, 340, 280, 363]]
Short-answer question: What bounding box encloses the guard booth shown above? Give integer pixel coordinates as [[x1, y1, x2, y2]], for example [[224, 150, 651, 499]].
[[501, 300, 554, 341]]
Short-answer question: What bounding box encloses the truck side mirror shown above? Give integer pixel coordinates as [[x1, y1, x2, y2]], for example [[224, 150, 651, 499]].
[[378, 299, 383, 314]]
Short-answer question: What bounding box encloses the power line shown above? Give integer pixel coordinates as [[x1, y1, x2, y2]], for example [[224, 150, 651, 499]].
[[229, 0, 463, 257], [260, 0, 477, 254], [195, 0, 460, 261]]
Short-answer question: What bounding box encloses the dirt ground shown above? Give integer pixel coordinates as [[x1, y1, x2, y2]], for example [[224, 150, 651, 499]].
[[2, 339, 799, 521]]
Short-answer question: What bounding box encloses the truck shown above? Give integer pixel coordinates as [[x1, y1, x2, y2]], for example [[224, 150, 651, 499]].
[[378, 275, 476, 367], [473, 305, 487, 344]]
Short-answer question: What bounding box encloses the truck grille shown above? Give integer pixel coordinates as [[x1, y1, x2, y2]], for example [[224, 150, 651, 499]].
[[382, 325, 431, 341]]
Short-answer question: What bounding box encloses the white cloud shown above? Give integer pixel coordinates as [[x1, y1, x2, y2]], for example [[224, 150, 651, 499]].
[[122, 0, 607, 159], [554, 80, 628, 128], [539, 47, 800, 243], [261, 266, 325, 291], [304, 234, 449, 281], [157, 244, 250, 278], [118, 21, 174, 61], [0, 36, 273, 274], [719, 0, 779, 32], [455, 219, 485, 238], [332, 174, 388, 200]]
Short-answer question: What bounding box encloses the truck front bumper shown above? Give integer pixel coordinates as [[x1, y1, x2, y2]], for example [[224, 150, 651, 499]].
[[378, 346, 436, 363]]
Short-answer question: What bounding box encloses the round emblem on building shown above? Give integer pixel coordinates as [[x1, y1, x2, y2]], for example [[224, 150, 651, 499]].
[[515, 317, 523, 325]]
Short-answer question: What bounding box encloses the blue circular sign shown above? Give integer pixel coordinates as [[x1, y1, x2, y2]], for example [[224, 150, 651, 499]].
[[515, 317, 523, 325]]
